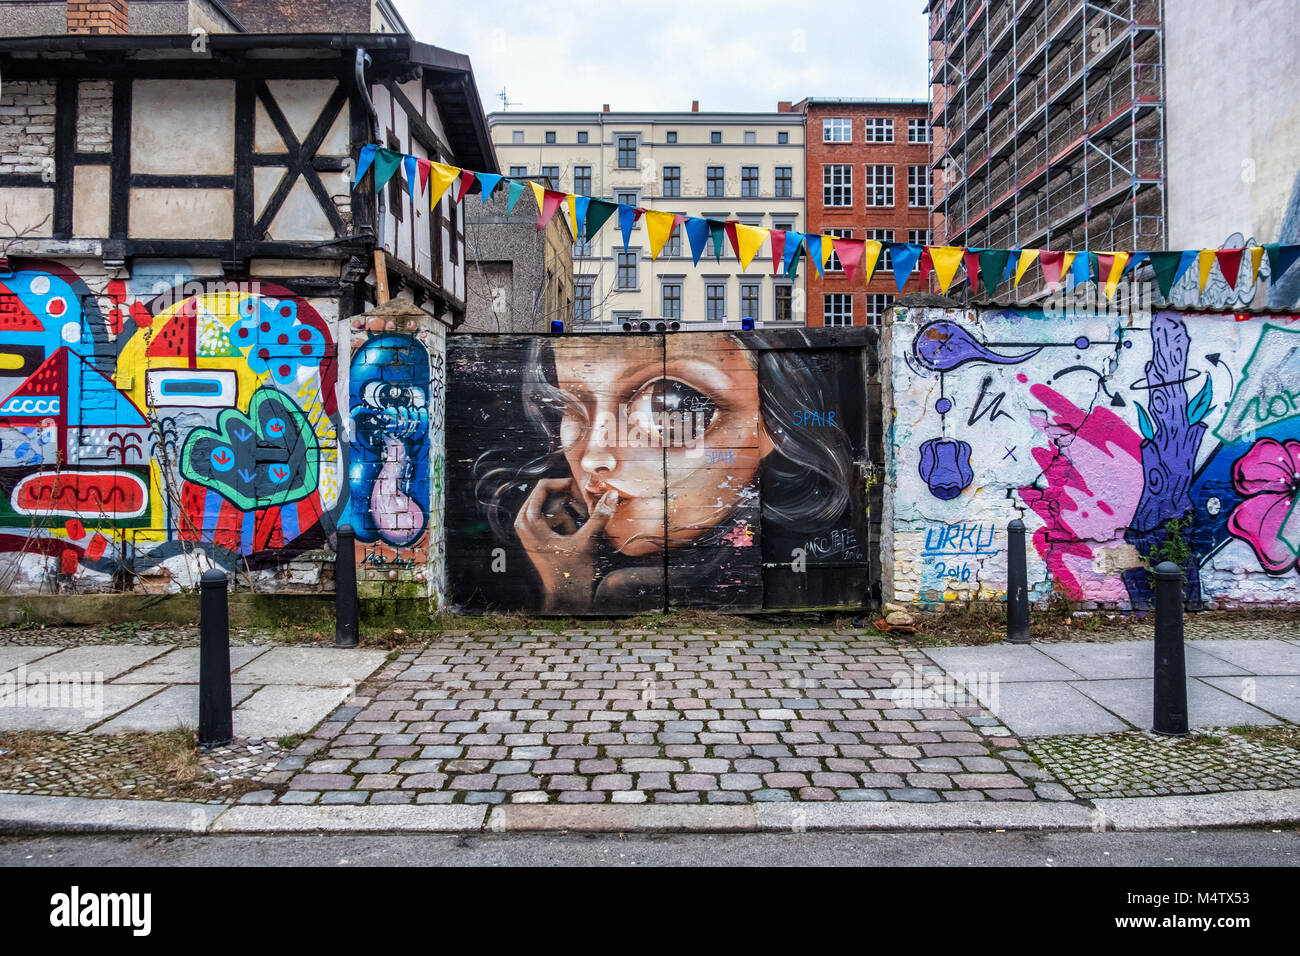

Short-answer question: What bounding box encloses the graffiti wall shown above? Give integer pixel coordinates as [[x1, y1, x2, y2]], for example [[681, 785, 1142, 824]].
[[0, 257, 445, 600], [886, 306, 1300, 609], [445, 330, 873, 613]]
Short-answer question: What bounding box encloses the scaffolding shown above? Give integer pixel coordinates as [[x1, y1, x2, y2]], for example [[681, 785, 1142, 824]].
[[928, 0, 1166, 301]]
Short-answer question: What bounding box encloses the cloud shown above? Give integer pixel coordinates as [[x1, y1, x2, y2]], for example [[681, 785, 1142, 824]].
[[395, 0, 928, 113]]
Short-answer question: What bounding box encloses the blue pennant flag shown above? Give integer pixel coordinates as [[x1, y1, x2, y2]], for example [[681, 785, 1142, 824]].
[[804, 234, 824, 278], [891, 243, 922, 290], [685, 218, 711, 265], [574, 195, 591, 236], [618, 204, 638, 253], [504, 180, 527, 218], [1002, 250, 1020, 283], [782, 232, 803, 274], [1069, 251, 1092, 288], [402, 155, 418, 205], [478, 173, 503, 202], [1124, 251, 1148, 276], [353, 144, 377, 187]]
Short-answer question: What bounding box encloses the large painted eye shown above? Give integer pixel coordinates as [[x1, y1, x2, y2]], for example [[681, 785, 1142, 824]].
[[633, 377, 716, 445]]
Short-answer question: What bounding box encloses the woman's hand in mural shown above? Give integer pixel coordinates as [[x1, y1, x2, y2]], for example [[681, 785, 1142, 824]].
[[514, 478, 617, 613]]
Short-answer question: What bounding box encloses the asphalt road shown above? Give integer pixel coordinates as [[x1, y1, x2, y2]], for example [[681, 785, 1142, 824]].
[[2, 828, 1297, 867]]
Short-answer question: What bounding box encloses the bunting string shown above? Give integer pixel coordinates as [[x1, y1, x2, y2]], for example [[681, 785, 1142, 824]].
[[354, 144, 1300, 304]]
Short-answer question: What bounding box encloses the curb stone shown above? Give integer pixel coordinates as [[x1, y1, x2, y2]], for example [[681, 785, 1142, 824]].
[[0, 794, 218, 833], [754, 801, 1100, 832], [485, 804, 757, 833], [209, 804, 487, 833], [1093, 789, 1300, 830]]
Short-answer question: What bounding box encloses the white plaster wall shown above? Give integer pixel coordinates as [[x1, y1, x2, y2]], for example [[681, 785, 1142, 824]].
[[130, 79, 235, 176]]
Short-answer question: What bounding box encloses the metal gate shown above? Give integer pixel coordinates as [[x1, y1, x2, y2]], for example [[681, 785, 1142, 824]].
[[445, 327, 878, 613]]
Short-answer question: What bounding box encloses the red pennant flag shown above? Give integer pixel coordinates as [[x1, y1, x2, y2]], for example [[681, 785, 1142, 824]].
[[834, 237, 866, 284], [416, 158, 431, 194], [770, 230, 787, 275], [1216, 248, 1245, 290], [455, 170, 476, 204], [724, 221, 740, 259], [917, 246, 933, 290], [1040, 250, 1066, 290], [536, 188, 566, 231], [963, 249, 980, 290]]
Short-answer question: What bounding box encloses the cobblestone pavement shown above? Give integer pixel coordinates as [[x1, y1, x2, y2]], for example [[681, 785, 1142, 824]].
[[1025, 729, 1300, 799], [246, 632, 1067, 806]]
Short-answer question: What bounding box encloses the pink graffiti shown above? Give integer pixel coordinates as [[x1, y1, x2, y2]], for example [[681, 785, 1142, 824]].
[[1017, 385, 1143, 601], [723, 523, 754, 548]]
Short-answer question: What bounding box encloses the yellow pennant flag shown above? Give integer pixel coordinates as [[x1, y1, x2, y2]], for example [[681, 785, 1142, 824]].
[[1103, 251, 1130, 300], [528, 181, 546, 218], [862, 240, 883, 284], [736, 223, 769, 271], [565, 194, 579, 238], [1013, 249, 1040, 287], [929, 246, 965, 294], [429, 162, 460, 208], [1248, 246, 1265, 285], [821, 236, 836, 269], [1060, 251, 1077, 280], [1197, 249, 1216, 292], [644, 209, 677, 261]]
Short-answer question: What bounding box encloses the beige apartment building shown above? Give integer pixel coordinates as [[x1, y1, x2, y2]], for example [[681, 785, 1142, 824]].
[[488, 106, 807, 329]]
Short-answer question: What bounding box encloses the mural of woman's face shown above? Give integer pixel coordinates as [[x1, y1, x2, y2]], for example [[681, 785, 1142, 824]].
[[553, 339, 772, 556]]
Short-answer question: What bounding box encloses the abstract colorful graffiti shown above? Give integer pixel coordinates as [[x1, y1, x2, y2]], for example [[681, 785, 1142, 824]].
[[0, 259, 347, 590], [890, 307, 1300, 608]]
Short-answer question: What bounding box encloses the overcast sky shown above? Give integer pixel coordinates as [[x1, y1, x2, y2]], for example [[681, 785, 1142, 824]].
[[395, 0, 930, 114]]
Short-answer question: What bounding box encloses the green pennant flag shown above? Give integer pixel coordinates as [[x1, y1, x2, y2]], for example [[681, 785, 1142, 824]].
[[785, 242, 803, 280], [978, 249, 1011, 296], [372, 148, 403, 191], [504, 180, 527, 218], [1265, 243, 1300, 284], [584, 198, 618, 240], [1149, 250, 1191, 299], [707, 220, 727, 262]]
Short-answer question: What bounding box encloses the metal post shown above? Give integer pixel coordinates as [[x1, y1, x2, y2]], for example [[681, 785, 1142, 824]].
[[199, 569, 233, 748], [1006, 518, 1031, 644], [1152, 561, 1188, 736], [335, 523, 359, 648]]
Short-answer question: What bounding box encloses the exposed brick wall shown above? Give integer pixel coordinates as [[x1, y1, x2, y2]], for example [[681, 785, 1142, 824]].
[[0, 80, 56, 176], [224, 0, 374, 32], [75, 80, 113, 154], [802, 102, 932, 327], [67, 0, 128, 33]]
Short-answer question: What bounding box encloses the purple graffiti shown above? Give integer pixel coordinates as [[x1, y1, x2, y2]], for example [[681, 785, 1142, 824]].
[[919, 438, 974, 501], [912, 321, 1041, 373]]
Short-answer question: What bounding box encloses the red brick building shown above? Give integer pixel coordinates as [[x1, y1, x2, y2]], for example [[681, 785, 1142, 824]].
[[790, 98, 931, 327]]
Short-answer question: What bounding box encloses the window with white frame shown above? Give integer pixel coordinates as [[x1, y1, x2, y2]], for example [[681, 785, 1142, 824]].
[[661, 282, 681, 319], [864, 118, 893, 142], [706, 166, 725, 198], [908, 229, 931, 246], [908, 118, 931, 143], [866, 293, 895, 324], [706, 282, 726, 320], [908, 165, 932, 207], [774, 284, 794, 321], [824, 294, 853, 327], [823, 164, 852, 207], [663, 165, 681, 197], [574, 165, 592, 195], [825, 228, 852, 272], [574, 282, 594, 322], [741, 166, 759, 197], [617, 136, 637, 168], [823, 117, 852, 142], [775, 166, 792, 197], [865, 164, 894, 206], [740, 282, 761, 321], [866, 229, 894, 270], [616, 251, 638, 290]]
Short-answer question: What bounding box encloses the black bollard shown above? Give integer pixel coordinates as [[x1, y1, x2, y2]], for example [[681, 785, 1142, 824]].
[[335, 524, 359, 648], [1152, 561, 1189, 736], [198, 569, 233, 748], [1006, 518, 1031, 644]]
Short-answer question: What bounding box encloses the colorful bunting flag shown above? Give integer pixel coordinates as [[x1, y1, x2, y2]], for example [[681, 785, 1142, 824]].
[[402, 154, 418, 204], [862, 240, 883, 285], [980, 249, 1011, 297], [1124, 251, 1148, 276], [685, 217, 712, 266], [929, 246, 965, 295], [1265, 243, 1300, 285], [782, 232, 803, 275], [917, 246, 932, 290], [834, 237, 866, 284], [477, 172, 502, 202], [962, 248, 980, 292], [1068, 251, 1091, 288], [429, 162, 460, 208], [1013, 249, 1039, 287], [1216, 248, 1245, 290], [504, 179, 527, 218], [416, 158, 431, 195], [584, 198, 617, 240], [1040, 250, 1066, 290], [770, 229, 787, 275], [1149, 250, 1195, 299], [1100, 252, 1130, 299], [805, 234, 824, 279], [735, 223, 768, 272], [372, 148, 403, 192], [891, 243, 921, 291], [617, 204, 638, 252], [353, 144, 377, 186], [455, 170, 476, 204], [1248, 246, 1265, 286], [1197, 249, 1217, 293], [645, 208, 677, 261], [528, 182, 566, 231], [723, 221, 740, 260], [708, 220, 727, 263]]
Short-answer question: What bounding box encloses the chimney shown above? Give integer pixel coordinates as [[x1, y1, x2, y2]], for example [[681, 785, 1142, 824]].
[[67, 0, 129, 33], [777, 101, 793, 113], [602, 104, 610, 113], [691, 100, 699, 113]]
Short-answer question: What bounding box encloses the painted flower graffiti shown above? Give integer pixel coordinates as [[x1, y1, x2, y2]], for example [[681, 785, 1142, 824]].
[[1226, 438, 1300, 574], [918, 437, 974, 500]]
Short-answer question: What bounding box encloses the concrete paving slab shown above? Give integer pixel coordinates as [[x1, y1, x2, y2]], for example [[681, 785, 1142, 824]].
[[1203, 675, 1300, 722], [232, 684, 352, 738], [1038, 641, 1249, 679], [211, 804, 486, 833], [755, 801, 1096, 832], [0, 794, 220, 833], [1189, 639, 1300, 676], [230, 647, 387, 687], [1070, 678, 1278, 730], [1094, 788, 1300, 830], [487, 804, 758, 832], [112, 646, 269, 684], [8, 645, 172, 681], [91, 684, 259, 733], [966, 680, 1131, 736], [924, 644, 1080, 682], [0, 646, 61, 673], [0, 683, 164, 732]]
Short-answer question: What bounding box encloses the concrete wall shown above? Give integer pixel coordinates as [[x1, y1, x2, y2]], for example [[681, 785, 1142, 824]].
[[1166, 0, 1300, 308], [886, 305, 1300, 610]]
